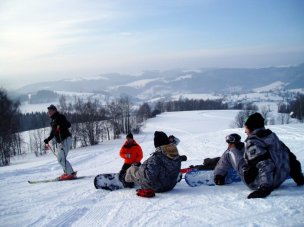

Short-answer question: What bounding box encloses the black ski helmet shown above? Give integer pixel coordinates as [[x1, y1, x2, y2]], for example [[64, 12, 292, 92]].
[[225, 133, 241, 144]]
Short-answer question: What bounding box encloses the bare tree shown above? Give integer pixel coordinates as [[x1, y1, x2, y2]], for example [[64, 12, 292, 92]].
[[233, 111, 246, 128], [277, 113, 290, 125], [260, 105, 271, 125], [101, 120, 112, 141], [58, 95, 69, 113], [76, 98, 103, 146], [118, 96, 132, 134], [106, 99, 123, 139], [232, 109, 257, 128], [290, 93, 304, 121], [268, 117, 276, 125], [137, 102, 152, 123], [30, 129, 45, 156]]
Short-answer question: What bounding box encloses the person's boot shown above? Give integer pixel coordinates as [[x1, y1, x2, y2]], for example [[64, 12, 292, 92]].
[[118, 172, 134, 188], [289, 152, 304, 186], [60, 172, 77, 180], [292, 171, 304, 186], [203, 157, 220, 170]]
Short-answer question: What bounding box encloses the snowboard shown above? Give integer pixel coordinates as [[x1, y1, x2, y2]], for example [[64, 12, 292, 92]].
[[94, 173, 126, 191], [184, 169, 241, 187]]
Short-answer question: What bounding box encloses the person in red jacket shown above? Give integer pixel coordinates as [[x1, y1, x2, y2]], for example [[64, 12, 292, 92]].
[[119, 133, 143, 187]]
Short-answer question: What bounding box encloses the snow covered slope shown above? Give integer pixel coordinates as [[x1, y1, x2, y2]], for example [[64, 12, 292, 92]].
[[1, 110, 303, 226]]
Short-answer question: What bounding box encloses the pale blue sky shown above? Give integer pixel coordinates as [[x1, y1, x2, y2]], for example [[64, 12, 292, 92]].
[[0, 0, 303, 89]]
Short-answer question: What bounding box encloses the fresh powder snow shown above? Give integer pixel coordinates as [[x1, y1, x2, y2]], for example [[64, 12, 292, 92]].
[[1, 110, 303, 226]]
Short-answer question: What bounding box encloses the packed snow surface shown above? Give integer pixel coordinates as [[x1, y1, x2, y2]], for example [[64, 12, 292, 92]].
[[1, 110, 303, 227]]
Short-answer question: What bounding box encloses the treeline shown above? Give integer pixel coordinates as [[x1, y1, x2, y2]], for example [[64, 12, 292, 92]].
[[2, 86, 304, 166], [278, 93, 304, 121], [153, 98, 228, 112], [1, 92, 229, 166], [232, 94, 304, 128], [23, 96, 139, 153], [19, 98, 229, 133], [0, 89, 22, 166], [136, 98, 228, 123], [1, 89, 141, 165]]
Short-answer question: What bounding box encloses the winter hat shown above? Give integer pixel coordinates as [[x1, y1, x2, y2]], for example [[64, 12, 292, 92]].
[[225, 133, 241, 144], [126, 133, 133, 139], [154, 131, 169, 148], [47, 104, 57, 111], [244, 112, 265, 131]]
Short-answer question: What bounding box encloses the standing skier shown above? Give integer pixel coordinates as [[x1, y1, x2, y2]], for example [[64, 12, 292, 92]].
[[44, 104, 76, 180], [119, 133, 143, 187]]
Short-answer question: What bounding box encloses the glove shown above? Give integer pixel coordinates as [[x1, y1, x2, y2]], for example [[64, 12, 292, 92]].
[[247, 187, 272, 199], [44, 139, 49, 144], [179, 155, 187, 162], [125, 153, 131, 159], [214, 175, 225, 185], [136, 189, 155, 198]]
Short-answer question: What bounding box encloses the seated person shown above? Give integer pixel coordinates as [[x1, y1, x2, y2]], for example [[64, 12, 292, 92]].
[[213, 133, 246, 185], [125, 131, 182, 193], [119, 133, 143, 188]]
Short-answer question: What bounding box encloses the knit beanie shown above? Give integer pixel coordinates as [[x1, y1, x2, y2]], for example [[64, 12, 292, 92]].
[[126, 133, 133, 139], [244, 112, 265, 131], [47, 104, 57, 111], [154, 131, 169, 148]]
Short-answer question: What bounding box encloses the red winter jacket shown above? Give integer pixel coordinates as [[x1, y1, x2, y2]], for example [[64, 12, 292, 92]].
[[119, 140, 143, 164]]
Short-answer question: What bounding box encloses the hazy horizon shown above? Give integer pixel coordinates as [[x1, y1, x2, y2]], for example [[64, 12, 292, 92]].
[[1, 0, 304, 90]]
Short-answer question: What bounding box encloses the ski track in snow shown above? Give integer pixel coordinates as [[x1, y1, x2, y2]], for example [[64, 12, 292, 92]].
[[1, 110, 304, 227]]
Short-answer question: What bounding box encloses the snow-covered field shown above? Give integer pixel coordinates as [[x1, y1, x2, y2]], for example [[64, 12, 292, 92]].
[[1, 110, 304, 227]]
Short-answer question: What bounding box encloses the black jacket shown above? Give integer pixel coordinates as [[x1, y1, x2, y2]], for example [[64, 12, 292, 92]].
[[46, 112, 71, 143]]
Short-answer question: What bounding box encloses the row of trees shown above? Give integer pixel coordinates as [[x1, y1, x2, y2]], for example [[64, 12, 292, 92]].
[[154, 98, 228, 113], [2, 86, 304, 166], [1, 88, 143, 165], [0, 89, 22, 166], [136, 98, 228, 120], [26, 96, 139, 155], [233, 103, 293, 128], [278, 94, 304, 121]]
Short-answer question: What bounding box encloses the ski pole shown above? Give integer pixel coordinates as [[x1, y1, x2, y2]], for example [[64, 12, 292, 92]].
[[46, 144, 57, 157]]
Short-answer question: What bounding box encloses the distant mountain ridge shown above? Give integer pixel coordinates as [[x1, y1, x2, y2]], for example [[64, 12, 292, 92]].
[[16, 63, 304, 100]]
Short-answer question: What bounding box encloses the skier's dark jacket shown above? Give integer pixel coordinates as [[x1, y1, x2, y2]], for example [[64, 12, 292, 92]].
[[45, 112, 72, 143], [138, 144, 181, 192], [244, 128, 290, 190]]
